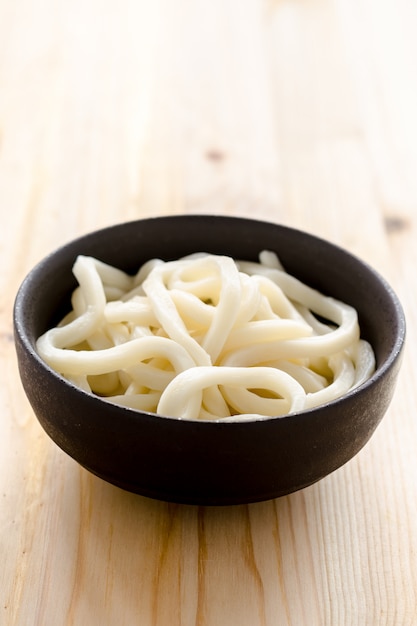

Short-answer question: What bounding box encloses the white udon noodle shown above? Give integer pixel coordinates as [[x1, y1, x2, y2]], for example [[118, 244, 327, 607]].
[[36, 251, 375, 421]]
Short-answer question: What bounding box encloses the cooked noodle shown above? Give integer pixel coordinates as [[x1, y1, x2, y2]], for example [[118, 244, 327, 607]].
[[36, 251, 375, 420]]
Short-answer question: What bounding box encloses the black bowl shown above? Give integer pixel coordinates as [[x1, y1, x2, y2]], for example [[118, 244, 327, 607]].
[[13, 215, 405, 505]]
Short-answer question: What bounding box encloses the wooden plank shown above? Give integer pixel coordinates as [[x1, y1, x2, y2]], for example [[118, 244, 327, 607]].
[[1, 0, 416, 624]]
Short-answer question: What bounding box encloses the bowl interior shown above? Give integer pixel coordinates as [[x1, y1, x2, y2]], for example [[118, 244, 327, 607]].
[[20, 215, 402, 370]]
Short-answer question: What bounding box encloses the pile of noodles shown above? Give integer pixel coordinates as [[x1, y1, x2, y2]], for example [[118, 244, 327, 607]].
[[36, 251, 375, 421]]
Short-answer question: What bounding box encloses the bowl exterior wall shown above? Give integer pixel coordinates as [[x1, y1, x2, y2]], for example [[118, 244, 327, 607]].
[[15, 330, 402, 504]]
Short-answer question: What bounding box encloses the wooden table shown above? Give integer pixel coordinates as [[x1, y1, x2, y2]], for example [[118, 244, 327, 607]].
[[2, 0, 416, 624]]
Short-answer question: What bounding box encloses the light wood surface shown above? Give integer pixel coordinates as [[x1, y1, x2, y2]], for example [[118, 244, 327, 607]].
[[2, 0, 417, 624]]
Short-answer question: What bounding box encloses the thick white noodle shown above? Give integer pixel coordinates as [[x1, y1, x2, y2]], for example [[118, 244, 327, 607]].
[[157, 366, 306, 420], [36, 251, 375, 420], [37, 333, 196, 376]]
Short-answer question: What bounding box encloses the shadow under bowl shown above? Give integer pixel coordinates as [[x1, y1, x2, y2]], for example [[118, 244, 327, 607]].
[[13, 215, 406, 505]]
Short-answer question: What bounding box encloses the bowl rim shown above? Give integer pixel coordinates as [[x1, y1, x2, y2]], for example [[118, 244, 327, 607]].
[[13, 214, 407, 426]]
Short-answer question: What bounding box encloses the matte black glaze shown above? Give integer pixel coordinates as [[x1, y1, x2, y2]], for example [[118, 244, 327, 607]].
[[13, 216, 406, 504]]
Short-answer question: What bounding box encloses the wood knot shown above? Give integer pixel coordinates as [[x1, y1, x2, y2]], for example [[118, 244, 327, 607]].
[[206, 149, 225, 162], [384, 215, 410, 235]]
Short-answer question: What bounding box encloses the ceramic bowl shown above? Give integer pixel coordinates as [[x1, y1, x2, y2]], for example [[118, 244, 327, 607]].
[[13, 215, 405, 505]]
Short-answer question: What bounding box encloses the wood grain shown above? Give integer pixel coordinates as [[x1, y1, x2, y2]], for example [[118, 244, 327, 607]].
[[1, 0, 416, 624]]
